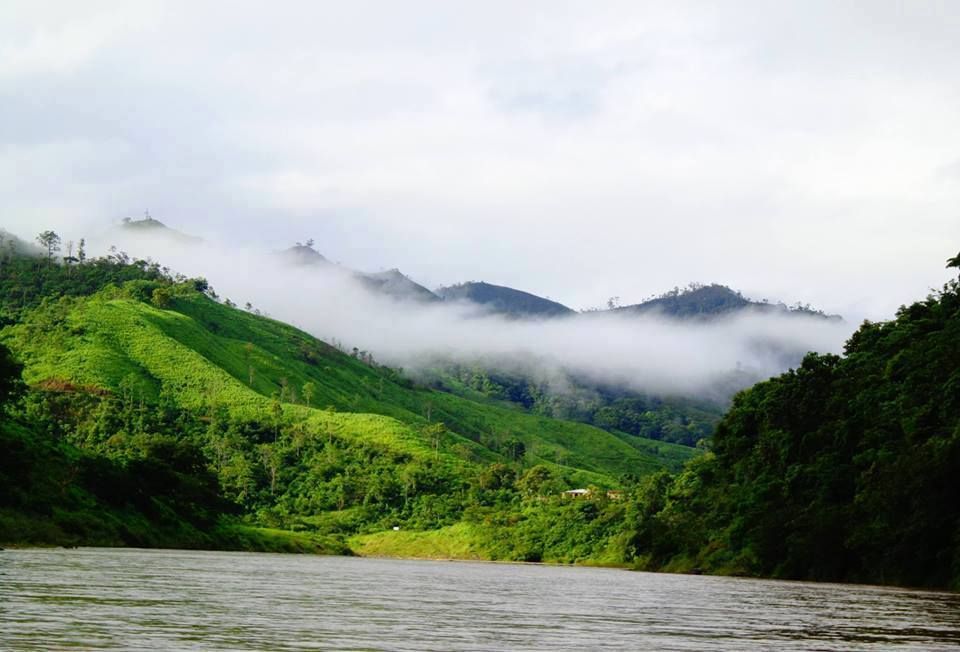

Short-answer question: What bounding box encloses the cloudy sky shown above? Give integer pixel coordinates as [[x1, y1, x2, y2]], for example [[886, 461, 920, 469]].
[[2, 1, 958, 319]]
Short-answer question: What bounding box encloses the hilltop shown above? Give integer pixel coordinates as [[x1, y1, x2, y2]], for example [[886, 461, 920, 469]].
[[280, 243, 330, 266], [437, 281, 574, 318], [276, 242, 440, 303], [120, 216, 202, 244], [359, 269, 440, 303], [115, 222, 835, 322], [614, 283, 841, 321]]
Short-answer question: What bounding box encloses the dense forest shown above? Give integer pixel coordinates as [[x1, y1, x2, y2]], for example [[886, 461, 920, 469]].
[[2, 232, 958, 590], [427, 363, 722, 447], [641, 266, 960, 588]]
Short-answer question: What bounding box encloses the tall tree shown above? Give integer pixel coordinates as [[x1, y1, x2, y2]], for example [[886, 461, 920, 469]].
[[36, 231, 61, 261]]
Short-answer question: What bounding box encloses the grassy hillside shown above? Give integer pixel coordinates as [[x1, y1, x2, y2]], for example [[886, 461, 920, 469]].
[[0, 254, 695, 558], [0, 246, 699, 565], [2, 287, 692, 482]]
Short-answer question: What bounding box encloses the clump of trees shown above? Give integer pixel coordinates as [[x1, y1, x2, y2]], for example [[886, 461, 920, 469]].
[[624, 261, 960, 588]]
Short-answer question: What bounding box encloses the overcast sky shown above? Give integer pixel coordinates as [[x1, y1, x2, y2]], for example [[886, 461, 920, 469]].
[[2, 1, 958, 319]]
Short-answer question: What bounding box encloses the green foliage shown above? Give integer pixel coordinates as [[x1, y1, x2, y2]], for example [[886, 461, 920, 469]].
[[430, 363, 720, 447], [629, 278, 960, 589], [618, 282, 835, 320], [35, 230, 61, 260], [947, 251, 960, 270], [0, 238, 694, 558], [0, 342, 24, 406], [0, 247, 172, 319]]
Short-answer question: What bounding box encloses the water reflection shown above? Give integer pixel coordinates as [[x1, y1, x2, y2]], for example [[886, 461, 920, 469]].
[[1, 548, 958, 651]]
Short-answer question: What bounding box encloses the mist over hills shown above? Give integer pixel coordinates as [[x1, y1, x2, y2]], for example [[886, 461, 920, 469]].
[[281, 243, 330, 267], [360, 269, 440, 304], [614, 283, 842, 321], [0, 216, 846, 433], [104, 221, 848, 398], [0, 229, 41, 257], [77, 218, 850, 449], [120, 215, 202, 245], [114, 217, 841, 325], [277, 241, 439, 304]]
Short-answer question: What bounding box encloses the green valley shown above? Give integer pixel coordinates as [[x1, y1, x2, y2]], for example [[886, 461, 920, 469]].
[[0, 243, 694, 558]]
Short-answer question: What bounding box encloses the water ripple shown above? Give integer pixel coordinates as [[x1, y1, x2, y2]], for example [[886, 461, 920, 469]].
[[1, 548, 959, 651]]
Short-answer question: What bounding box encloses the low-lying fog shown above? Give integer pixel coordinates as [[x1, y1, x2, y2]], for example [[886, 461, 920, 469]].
[[84, 231, 854, 400]]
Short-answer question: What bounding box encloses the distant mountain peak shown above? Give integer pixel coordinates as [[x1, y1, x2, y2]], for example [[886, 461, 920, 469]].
[[437, 281, 574, 318], [279, 244, 329, 266], [616, 283, 840, 321], [358, 268, 440, 303], [122, 215, 165, 229], [119, 215, 201, 243]]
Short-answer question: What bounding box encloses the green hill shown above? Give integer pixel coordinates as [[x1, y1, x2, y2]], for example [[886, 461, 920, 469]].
[[615, 283, 840, 321], [0, 246, 695, 555], [3, 288, 691, 478]]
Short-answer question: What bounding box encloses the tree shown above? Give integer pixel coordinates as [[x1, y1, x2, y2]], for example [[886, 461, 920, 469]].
[[423, 422, 446, 458], [151, 287, 172, 309], [271, 395, 283, 441], [36, 231, 61, 260], [63, 240, 77, 265], [515, 464, 556, 498], [0, 343, 24, 406], [302, 381, 316, 406], [504, 436, 526, 462], [947, 251, 960, 270], [258, 444, 282, 495]]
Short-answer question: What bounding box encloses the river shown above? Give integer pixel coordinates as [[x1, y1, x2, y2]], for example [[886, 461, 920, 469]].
[[1, 548, 958, 650]]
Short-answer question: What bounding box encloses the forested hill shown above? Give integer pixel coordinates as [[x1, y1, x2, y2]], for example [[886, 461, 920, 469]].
[[437, 281, 574, 318], [615, 283, 840, 320], [631, 261, 960, 588]]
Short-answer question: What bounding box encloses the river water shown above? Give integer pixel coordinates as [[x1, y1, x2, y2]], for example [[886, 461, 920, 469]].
[[1, 548, 959, 651]]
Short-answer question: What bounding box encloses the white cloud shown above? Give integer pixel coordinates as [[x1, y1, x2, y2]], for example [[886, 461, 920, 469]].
[[95, 233, 854, 400], [1, 0, 958, 321]]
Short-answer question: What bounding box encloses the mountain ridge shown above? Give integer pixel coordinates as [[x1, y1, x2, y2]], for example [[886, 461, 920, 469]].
[[437, 281, 574, 318], [113, 220, 839, 321]]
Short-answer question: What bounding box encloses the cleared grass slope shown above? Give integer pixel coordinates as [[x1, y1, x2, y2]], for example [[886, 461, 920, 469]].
[[2, 288, 696, 481]]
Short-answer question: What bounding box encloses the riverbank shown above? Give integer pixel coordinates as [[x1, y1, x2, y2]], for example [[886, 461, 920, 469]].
[[0, 510, 350, 556]]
